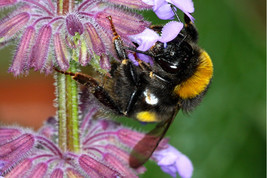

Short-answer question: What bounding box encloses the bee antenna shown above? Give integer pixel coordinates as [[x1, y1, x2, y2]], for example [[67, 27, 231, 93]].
[[106, 16, 119, 37], [170, 4, 181, 22], [177, 34, 187, 47]]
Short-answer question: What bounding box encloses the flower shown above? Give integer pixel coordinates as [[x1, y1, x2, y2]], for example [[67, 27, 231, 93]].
[[152, 145, 193, 178], [130, 0, 195, 54], [130, 21, 183, 51], [142, 0, 195, 21], [0, 0, 151, 76], [0, 93, 193, 177]]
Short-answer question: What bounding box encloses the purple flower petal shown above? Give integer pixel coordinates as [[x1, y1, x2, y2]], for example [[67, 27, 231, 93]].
[[176, 154, 193, 178], [79, 154, 121, 177], [100, 55, 111, 70], [0, 0, 17, 7], [50, 168, 63, 178], [9, 26, 35, 76], [28, 162, 48, 177], [136, 53, 153, 65], [84, 23, 106, 55], [166, 0, 195, 22], [153, 145, 193, 178], [129, 28, 159, 51], [0, 134, 35, 175], [104, 153, 138, 178], [54, 32, 70, 71], [96, 8, 150, 36], [30, 24, 52, 71], [128, 53, 139, 66], [3, 159, 32, 177], [159, 21, 183, 43], [66, 14, 84, 36], [0, 12, 30, 42], [117, 128, 145, 148], [106, 0, 152, 9], [154, 2, 174, 20], [0, 128, 22, 144], [167, 0, 194, 13]]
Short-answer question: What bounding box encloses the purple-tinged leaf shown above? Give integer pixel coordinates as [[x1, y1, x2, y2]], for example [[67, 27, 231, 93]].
[[84, 23, 106, 55], [100, 55, 111, 70], [66, 167, 84, 177], [0, 0, 18, 7], [95, 8, 150, 36], [3, 158, 32, 177], [54, 32, 70, 71], [79, 40, 90, 66], [50, 168, 63, 178], [30, 24, 52, 71], [117, 128, 145, 148], [159, 21, 183, 43], [28, 162, 48, 178], [79, 154, 121, 177], [106, 0, 152, 9], [66, 14, 84, 36], [104, 153, 138, 178], [0, 134, 34, 176], [0, 12, 30, 42], [0, 128, 21, 144], [105, 144, 147, 174], [9, 26, 35, 76]]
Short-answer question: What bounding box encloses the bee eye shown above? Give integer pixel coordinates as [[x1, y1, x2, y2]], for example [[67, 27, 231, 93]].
[[156, 58, 179, 73]]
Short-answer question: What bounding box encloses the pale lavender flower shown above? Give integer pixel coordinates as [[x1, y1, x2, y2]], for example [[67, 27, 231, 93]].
[[130, 21, 183, 51], [0, 93, 193, 177], [142, 0, 195, 21], [152, 145, 193, 178], [0, 95, 149, 177], [0, 0, 151, 76]]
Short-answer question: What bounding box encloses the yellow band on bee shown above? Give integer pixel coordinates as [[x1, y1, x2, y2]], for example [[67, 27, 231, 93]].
[[136, 111, 158, 122], [174, 50, 213, 99]]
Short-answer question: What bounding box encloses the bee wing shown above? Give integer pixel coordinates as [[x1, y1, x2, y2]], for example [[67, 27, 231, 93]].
[[129, 107, 180, 168]]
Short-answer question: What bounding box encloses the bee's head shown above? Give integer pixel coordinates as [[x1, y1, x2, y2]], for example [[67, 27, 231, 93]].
[[152, 36, 200, 82]]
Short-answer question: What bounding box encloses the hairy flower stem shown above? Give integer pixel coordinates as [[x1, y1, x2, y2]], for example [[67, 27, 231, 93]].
[[56, 72, 67, 152], [56, 0, 80, 152], [66, 61, 80, 152]]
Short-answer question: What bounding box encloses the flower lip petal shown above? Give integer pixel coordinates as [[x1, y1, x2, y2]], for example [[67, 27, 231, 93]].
[[154, 3, 174, 20], [166, 0, 194, 13], [159, 21, 183, 43], [130, 28, 159, 51], [176, 154, 193, 178]]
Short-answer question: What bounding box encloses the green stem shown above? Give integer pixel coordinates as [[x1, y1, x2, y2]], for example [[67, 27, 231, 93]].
[[56, 73, 67, 152], [56, 0, 80, 152], [66, 61, 80, 152]]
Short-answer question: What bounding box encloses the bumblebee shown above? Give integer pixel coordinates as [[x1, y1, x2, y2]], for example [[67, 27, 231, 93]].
[[56, 14, 213, 167]]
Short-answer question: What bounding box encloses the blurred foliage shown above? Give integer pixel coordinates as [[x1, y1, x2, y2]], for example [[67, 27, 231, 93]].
[[140, 0, 266, 177], [0, 0, 265, 177]]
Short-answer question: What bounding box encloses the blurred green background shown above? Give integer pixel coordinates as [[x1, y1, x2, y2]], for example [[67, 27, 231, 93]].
[[0, 0, 265, 177], [140, 0, 266, 177]]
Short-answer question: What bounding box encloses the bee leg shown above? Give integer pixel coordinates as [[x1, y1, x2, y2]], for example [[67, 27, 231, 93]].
[[106, 16, 128, 60], [184, 14, 198, 42], [54, 68, 123, 114]]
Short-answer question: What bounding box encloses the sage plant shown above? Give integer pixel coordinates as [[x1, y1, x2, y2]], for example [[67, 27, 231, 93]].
[[0, 0, 194, 177]]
